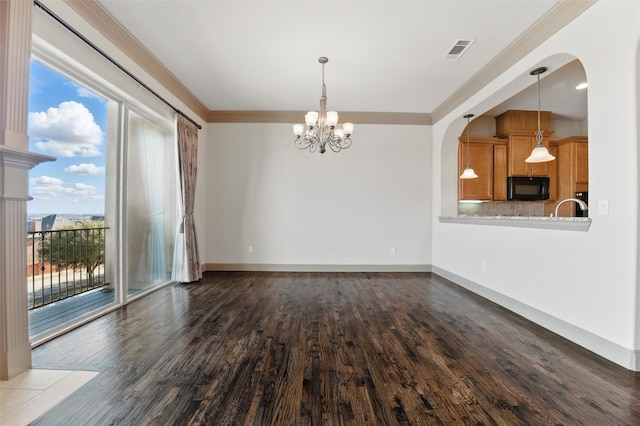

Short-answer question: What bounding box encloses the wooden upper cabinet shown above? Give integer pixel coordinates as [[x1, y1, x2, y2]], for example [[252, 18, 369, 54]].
[[495, 110, 550, 136], [495, 110, 554, 177], [507, 135, 533, 176], [458, 138, 494, 201], [506, 133, 553, 177]]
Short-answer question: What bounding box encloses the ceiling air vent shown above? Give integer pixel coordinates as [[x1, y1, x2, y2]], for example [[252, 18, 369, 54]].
[[443, 39, 475, 61]]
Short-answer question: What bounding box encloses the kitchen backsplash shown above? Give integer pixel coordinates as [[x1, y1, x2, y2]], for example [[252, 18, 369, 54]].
[[458, 201, 546, 217]]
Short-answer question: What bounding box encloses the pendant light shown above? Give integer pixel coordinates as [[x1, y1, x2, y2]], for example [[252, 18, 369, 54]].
[[460, 113, 478, 179], [525, 66, 555, 163]]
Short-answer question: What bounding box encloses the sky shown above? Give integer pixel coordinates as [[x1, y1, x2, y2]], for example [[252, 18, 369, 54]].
[[28, 60, 107, 216]]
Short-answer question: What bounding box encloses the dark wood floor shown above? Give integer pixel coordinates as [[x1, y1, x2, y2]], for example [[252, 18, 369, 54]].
[[32, 271, 640, 425]]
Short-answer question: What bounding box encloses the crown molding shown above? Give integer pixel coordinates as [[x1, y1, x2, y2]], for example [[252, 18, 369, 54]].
[[61, 0, 429, 126], [61, 0, 594, 127], [431, 0, 597, 124], [63, 0, 209, 121], [209, 110, 431, 125]]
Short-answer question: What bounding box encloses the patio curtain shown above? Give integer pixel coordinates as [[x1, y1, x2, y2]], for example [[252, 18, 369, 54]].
[[172, 115, 202, 283], [136, 116, 167, 281]]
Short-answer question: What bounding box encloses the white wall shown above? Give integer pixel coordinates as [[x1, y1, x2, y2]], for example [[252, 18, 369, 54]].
[[432, 0, 640, 369], [203, 123, 431, 269]]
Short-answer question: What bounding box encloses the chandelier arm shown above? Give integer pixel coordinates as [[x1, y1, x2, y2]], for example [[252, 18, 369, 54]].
[[294, 137, 310, 150], [327, 135, 353, 152], [295, 131, 319, 150], [328, 140, 341, 152], [323, 130, 335, 145]]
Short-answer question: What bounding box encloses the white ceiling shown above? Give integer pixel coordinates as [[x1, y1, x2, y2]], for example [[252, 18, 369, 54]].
[[97, 0, 588, 121]]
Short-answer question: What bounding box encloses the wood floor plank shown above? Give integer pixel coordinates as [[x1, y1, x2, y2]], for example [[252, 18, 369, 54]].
[[30, 271, 640, 425]]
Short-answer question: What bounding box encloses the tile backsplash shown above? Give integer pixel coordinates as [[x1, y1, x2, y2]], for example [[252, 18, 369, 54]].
[[458, 201, 547, 217]]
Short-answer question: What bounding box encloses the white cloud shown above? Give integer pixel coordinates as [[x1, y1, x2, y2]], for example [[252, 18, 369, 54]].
[[76, 86, 103, 100], [30, 175, 102, 203], [68, 182, 101, 203], [29, 101, 103, 157], [64, 163, 105, 175]]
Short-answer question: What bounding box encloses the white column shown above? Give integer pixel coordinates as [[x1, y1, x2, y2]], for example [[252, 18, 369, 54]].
[[0, 0, 55, 380]]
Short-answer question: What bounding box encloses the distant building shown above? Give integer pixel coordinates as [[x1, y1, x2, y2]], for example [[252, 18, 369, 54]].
[[26, 214, 56, 276], [41, 214, 56, 231]]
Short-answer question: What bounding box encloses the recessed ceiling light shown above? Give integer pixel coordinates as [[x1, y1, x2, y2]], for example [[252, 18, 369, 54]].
[[576, 82, 588, 90]]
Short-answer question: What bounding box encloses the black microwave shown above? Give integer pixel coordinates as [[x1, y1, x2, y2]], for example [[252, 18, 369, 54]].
[[507, 176, 550, 201]]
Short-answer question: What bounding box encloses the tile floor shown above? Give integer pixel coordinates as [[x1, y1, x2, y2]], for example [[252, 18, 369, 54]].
[[0, 369, 98, 425]]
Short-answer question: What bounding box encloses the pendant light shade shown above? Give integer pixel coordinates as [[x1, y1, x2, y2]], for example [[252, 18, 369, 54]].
[[460, 113, 478, 179], [526, 144, 555, 163], [460, 167, 479, 179], [525, 67, 555, 163]]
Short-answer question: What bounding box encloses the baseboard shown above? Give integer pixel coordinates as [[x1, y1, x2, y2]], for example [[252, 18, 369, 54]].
[[431, 266, 639, 371], [202, 263, 432, 273]]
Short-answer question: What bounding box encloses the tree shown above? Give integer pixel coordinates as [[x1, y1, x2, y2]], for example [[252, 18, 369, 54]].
[[39, 220, 106, 287]]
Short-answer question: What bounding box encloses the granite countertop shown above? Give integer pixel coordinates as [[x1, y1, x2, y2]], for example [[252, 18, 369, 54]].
[[438, 215, 592, 231]]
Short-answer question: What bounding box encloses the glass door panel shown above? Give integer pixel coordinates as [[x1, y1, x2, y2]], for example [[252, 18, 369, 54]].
[[27, 60, 115, 339]]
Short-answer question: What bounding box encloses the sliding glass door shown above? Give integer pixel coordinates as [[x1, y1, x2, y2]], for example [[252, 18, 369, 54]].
[[29, 4, 181, 342]]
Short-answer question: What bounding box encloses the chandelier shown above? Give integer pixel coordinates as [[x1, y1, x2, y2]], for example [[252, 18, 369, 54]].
[[293, 57, 354, 154]]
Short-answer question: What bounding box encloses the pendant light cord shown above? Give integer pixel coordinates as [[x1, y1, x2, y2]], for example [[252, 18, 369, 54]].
[[465, 114, 473, 167], [535, 70, 543, 144], [466, 119, 471, 167]]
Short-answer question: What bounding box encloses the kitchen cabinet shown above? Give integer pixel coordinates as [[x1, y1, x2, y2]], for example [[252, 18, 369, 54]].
[[554, 136, 589, 217], [493, 143, 508, 201], [505, 133, 553, 177], [574, 140, 589, 189], [496, 109, 550, 136], [495, 110, 554, 177], [458, 137, 506, 201]]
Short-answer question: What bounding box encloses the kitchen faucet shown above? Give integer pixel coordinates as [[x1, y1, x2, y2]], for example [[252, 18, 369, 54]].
[[552, 198, 588, 218]]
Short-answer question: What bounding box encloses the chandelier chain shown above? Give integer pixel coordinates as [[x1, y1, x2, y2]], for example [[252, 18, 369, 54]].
[[322, 61, 327, 98]]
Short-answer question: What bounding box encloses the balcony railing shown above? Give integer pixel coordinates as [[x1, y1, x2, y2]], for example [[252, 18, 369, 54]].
[[28, 227, 108, 310]]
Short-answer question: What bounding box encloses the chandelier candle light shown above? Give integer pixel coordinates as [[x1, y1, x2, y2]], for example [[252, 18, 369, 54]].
[[525, 66, 555, 163], [460, 113, 478, 179], [293, 57, 354, 154]]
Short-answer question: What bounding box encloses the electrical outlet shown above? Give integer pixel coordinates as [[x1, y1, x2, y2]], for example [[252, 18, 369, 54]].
[[598, 200, 609, 215], [248, 245, 253, 253], [390, 247, 396, 255]]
